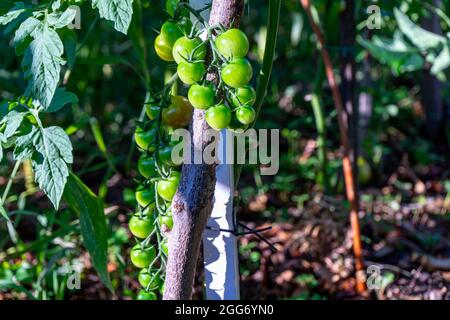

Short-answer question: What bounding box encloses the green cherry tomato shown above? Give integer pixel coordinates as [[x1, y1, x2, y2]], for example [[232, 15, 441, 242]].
[[159, 282, 165, 295], [158, 145, 176, 167], [188, 83, 215, 109], [138, 155, 157, 179], [159, 214, 174, 230], [135, 185, 156, 208], [236, 105, 256, 125], [177, 17, 193, 35], [130, 244, 157, 268], [228, 113, 249, 132], [161, 239, 169, 256], [177, 61, 205, 85], [215, 28, 249, 59], [134, 125, 157, 153], [162, 96, 193, 128], [138, 269, 162, 290], [145, 105, 161, 120], [154, 34, 174, 62], [137, 290, 157, 300], [129, 213, 155, 239], [172, 36, 206, 64], [160, 21, 184, 47], [157, 171, 180, 201], [221, 58, 253, 88], [231, 85, 256, 108], [205, 104, 232, 130]]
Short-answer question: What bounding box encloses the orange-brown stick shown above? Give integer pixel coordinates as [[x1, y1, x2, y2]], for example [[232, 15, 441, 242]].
[[300, 0, 366, 294]]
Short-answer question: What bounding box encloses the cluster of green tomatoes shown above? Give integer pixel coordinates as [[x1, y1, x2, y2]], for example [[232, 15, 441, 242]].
[[129, 0, 257, 300], [154, 2, 257, 131]]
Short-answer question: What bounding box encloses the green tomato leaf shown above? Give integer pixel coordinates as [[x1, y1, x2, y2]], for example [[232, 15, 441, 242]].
[[63, 172, 113, 293], [21, 22, 64, 109], [13, 16, 41, 55], [46, 87, 78, 113], [33, 126, 73, 209], [48, 6, 78, 29], [2, 110, 25, 138], [431, 45, 450, 75], [13, 126, 36, 161], [14, 125, 73, 209], [394, 8, 446, 50], [92, 0, 134, 34], [0, 2, 26, 26]]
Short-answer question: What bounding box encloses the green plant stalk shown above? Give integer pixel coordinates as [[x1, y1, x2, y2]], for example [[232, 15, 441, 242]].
[[234, 0, 281, 187], [310, 93, 329, 193]]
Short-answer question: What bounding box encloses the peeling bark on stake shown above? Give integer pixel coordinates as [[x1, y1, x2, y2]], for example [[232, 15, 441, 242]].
[[164, 0, 244, 300]]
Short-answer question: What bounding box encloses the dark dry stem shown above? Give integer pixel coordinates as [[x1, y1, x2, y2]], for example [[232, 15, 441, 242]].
[[300, 0, 366, 294]]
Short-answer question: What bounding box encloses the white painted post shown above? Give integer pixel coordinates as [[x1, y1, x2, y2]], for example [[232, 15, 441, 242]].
[[188, 0, 240, 300], [203, 130, 240, 300]]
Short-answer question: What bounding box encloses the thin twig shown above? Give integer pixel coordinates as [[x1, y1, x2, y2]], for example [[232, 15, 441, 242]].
[[300, 0, 366, 294]]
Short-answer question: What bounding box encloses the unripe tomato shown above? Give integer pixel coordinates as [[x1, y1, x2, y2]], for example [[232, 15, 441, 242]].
[[137, 290, 157, 300], [236, 105, 256, 125], [176, 17, 193, 35], [162, 96, 193, 128], [228, 113, 249, 132], [231, 85, 256, 108], [221, 58, 253, 88], [160, 21, 184, 47], [157, 171, 180, 201], [135, 185, 156, 208], [159, 282, 165, 295], [145, 105, 161, 120], [154, 34, 174, 62], [205, 104, 232, 130], [138, 269, 162, 290], [159, 214, 174, 230], [130, 244, 156, 268], [172, 36, 206, 64], [138, 155, 157, 179], [177, 61, 205, 85], [134, 125, 157, 153], [158, 145, 176, 167], [161, 239, 169, 255], [129, 212, 155, 239], [188, 83, 215, 109], [215, 28, 249, 59]]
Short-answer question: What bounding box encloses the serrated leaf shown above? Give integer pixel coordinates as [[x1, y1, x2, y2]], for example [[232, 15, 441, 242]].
[[92, 0, 134, 34], [13, 16, 41, 55], [13, 125, 38, 161], [3, 110, 25, 138], [0, 2, 26, 26], [48, 6, 78, 29], [63, 172, 113, 293], [31, 126, 73, 209], [358, 35, 424, 75], [22, 23, 64, 108], [431, 45, 450, 75], [394, 8, 446, 50], [46, 88, 78, 113]]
